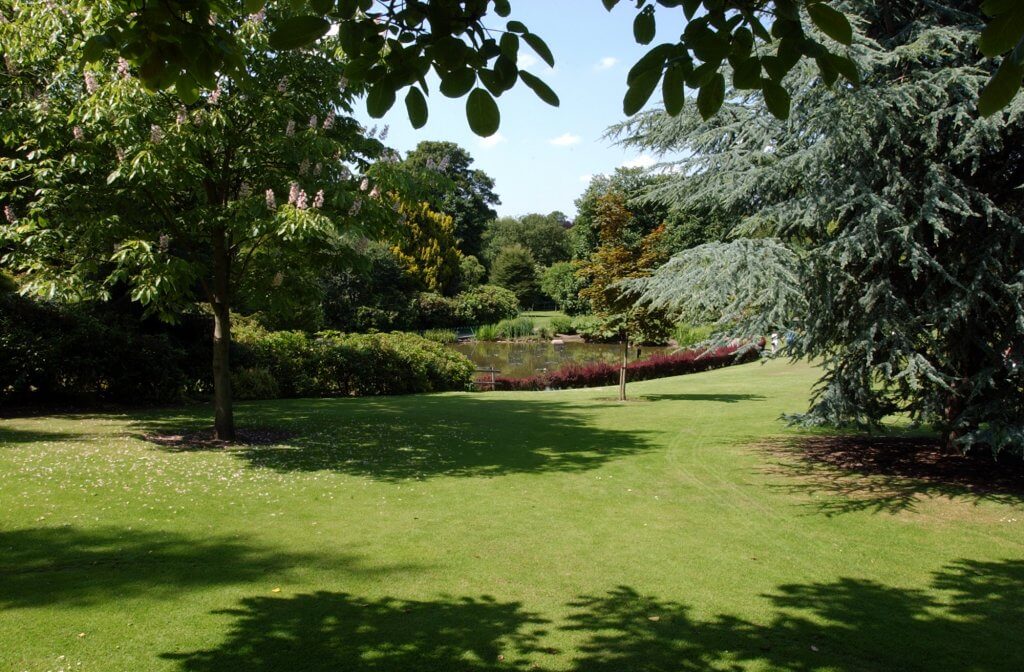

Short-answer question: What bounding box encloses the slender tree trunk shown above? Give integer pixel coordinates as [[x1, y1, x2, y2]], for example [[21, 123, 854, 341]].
[[619, 336, 628, 402], [211, 225, 235, 441]]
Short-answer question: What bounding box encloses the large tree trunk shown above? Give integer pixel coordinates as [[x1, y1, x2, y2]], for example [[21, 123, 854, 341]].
[[618, 337, 628, 402], [211, 225, 235, 441]]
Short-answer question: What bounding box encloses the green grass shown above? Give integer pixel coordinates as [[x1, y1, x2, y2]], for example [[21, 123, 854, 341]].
[[1, 360, 1021, 671], [520, 310, 567, 331]]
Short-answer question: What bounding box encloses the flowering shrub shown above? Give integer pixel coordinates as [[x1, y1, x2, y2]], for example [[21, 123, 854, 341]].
[[483, 342, 762, 392]]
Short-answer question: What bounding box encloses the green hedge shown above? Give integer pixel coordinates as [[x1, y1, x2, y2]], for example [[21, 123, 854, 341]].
[[416, 284, 519, 328], [233, 326, 474, 399]]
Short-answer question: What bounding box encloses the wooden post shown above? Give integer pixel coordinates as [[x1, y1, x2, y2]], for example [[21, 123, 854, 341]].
[[619, 337, 628, 402]]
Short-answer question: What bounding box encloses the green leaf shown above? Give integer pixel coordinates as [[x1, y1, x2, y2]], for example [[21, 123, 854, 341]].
[[366, 82, 397, 117], [493, 0, 511, 17], [268, 16, 331, 51], [807, 3, 853, 46], [978, 8, 1024, 57], [602, 0, 621, 10], [175, 74, 200, 105], [627, 43, 673, 86], [466, 88, 500, 136], [662, 65, 685, 116], [82, 35, 111, 64], [623, 68, 661, 116], [762, 78, 791, 119], [982, 0, 1018, 17], [696, 72, 725, 120], [633, 7, 657, 45], [405, 86, 428, 128], [244, 0, 266, 12], [439, 68, 476, 98], [506, 20, 528, 34], [520, 70, 560, 106], [828, 53, 861, 86], [309, 0, 333, 13], [732, 57, 762, 90], [499, 32, 519, 60], [978, 57, 1024, 116], [522, 33, 555, 68]]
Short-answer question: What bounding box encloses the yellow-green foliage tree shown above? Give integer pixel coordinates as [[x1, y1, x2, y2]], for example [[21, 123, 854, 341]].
[[391, 202, 463, 296]]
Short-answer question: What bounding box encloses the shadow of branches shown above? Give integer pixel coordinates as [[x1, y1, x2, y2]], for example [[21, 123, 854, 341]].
[[0, 526, 418, 610], [131, 395, 658, 481], [166, 559, 1023, 671], [759, 436, 1024, 515]]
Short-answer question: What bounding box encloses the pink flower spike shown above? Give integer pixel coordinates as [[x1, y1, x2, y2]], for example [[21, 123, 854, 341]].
[[313, 190, 325, 209]]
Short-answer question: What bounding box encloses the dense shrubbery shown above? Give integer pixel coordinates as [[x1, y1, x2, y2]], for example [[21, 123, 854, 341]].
[[485, 342, 761, 391], [0, 292, 209, 404], [674, 323, 715, 348], [232, 325, 474, 399], [550, 315, 575, 335], [495, 317, 535, 340], [416, 284, 519, 328]]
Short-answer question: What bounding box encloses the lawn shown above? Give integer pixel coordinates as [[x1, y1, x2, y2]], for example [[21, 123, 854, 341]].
[[520, 310, 567, 332], [1, 359, 1021, 671]]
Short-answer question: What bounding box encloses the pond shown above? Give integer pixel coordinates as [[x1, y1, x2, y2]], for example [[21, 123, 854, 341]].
[[451, 340, 672, 379]]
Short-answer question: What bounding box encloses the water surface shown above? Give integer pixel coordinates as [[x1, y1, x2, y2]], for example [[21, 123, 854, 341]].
[[452, 341, 671, 379]]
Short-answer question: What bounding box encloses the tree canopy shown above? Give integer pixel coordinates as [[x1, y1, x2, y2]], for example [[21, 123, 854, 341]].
[[482, 211, 570, 267], [618, 0, 1024, 454], [76, 1, 1024, 133]]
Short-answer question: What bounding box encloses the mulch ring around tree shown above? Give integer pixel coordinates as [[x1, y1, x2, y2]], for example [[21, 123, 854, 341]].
[[141, 427, 294, 450], [765, 435, 1024, 495]]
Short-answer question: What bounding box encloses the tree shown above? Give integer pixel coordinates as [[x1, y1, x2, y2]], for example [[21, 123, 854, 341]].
[[482, 211, 570, 266], [576, 193, 673, 400], [401, 141, 499, 259], [540, 262, 589, 316], [619, 0, 1024, 453], [571, 169, 676, 261], [390, 201, 463, 295], [0, 5, 405, 440], [489, 244, 540, 308], [458, 255, 487, 290]]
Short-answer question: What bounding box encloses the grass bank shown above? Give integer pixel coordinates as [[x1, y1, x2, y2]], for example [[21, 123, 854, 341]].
[[1, 360, 1021, 671]]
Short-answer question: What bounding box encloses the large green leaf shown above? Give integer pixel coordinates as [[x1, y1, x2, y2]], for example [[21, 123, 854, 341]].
[[268, 16, 330, 51], [405, 86, 428, 128], [633, 7, 656, 45], [623, 68, 662, 116], [979, 57, 1024, 116], [978, 7, 1024, 57], [662, 65, 685, 116], [696, 72, 725, 120], [366, 82, 397, 118], [466, 88, 500, 136], [807, 3, 853, 46], [519, 70, 559, 107], [522, 33, 554, 68], [439, 68, 476, 98], [762, 78, 792, 119]]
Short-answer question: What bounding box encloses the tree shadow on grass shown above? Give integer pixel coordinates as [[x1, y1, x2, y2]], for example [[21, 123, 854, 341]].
[[565, 558, 1024, 671], [163, 591, 551, 672], [131, 395, 659, 481], [165, 559, 1024, 672], [759, 435, 1024, 515], [0, 526, 420, 610], [0, 425, 86, 444]]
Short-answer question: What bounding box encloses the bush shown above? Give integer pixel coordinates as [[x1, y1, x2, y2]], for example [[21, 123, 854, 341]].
[[234, 328, 474, 398], [540, 262, 589, 315], [495, 317, 535, 340], [674, 323, 715, 348], [0, 293, 205, 404], [473, 323, 500, 341], [489, 245, 541, 307], [570, 315, 609, 341], [550, 315, 575, 335], [486, 342, 763, 391], [422, 328, 458, 344], [415, 292, 458, 329], [453, 284, 519, 325], [232, 367, 280, 400]]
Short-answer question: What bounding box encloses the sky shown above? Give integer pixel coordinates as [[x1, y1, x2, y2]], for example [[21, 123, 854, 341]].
[[354, 1, 682, 219]]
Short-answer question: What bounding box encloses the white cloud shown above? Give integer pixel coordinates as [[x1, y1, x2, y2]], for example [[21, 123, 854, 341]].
[[478, 132, 507, 149], [518, 52, 538, 69], [622, 155, 656, 169], [594, 56, 618, 71], [549, 133, 582, 147]]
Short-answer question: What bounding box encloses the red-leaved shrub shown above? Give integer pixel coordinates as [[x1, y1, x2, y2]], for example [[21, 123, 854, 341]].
[[479, 341, 763, 391]]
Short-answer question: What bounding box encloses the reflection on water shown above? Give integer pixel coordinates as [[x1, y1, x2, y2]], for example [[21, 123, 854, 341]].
[[451, 341, 671, 379]]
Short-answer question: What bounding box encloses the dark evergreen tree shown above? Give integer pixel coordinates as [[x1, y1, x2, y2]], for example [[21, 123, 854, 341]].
[[617, 1, 1024, 454], [489, 245, 541, 308]]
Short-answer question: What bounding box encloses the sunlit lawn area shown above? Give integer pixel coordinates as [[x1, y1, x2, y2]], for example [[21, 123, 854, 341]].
[[1, 359, 1021, 671], [520, 310, 567, 332]]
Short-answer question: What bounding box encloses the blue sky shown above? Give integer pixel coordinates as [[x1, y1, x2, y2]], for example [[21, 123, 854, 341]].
[[355, 1, 681, 219]]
